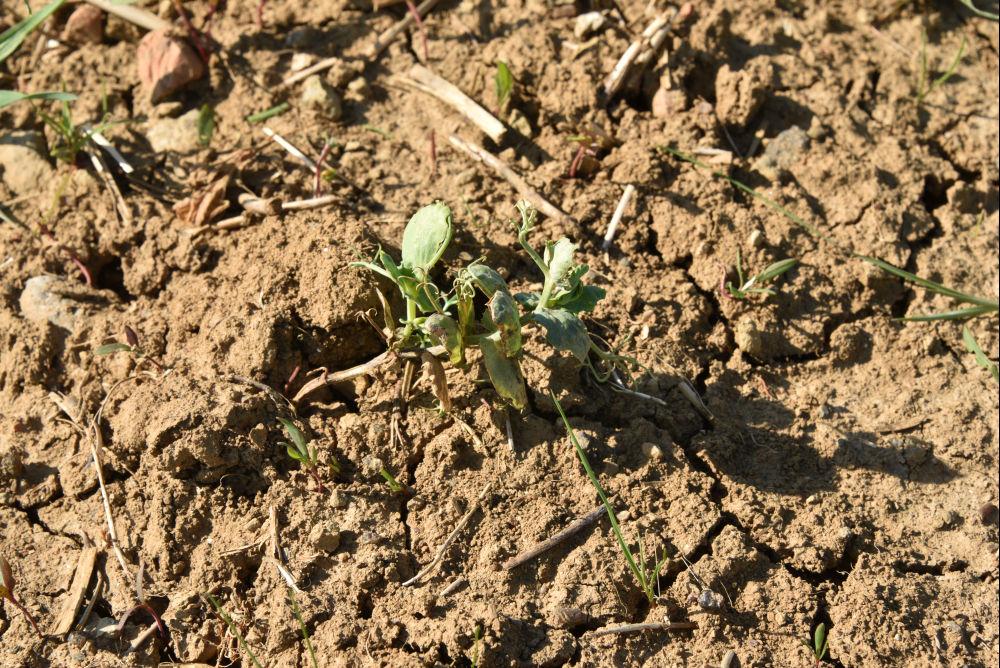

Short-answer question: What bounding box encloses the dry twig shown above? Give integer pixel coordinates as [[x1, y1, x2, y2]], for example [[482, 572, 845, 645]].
[[448, 134, 572, 223], [84, 0, 170, 31], [602, 184, 635, 251], [398, 65, 506, 143], [502, 505, 608, 570], [368, 0, 443, 59], [590, 621, 698, 636]]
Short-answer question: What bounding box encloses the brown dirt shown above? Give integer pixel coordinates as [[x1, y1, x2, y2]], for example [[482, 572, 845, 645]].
[[1, 0, 998, 666]]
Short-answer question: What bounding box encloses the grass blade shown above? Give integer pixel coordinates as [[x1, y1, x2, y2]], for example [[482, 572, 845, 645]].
[[551, 392, 653, 601], [859, 256, 998, 309], [958, 0, 999, 19], [901, 305, 998, 322], [201, 593, 264, 668], [963, 326, 999, 382], [0, 0, 67, 64], [0, 90, 76, 109], [246, 102, 290, 124], [289, 592, 318, 668]]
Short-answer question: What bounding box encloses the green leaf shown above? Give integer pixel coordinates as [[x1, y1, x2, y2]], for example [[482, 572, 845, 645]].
[[401, 202, 452, 273], [494, 60, 514, 111], [814, 623, 827, 659], [424, 313, 464, 365], [901, 304, 998, 321], [532, 308, 590, 362], [0, 89, 76, 109], [464, 264, 509, 297], [859, 255, 999, 309], [963, 326, 999, 382], [286, 444, 305, 462], [513, 292, 540, 310], [245, 102, 290, 124], [754, 258, 797, 284], [278, 418, 308, 455], [545, 238, 577, 283], [197, 104, 215, 147], [479, 337, 527, 409], [0, 0, 68, 65], [486, 290, 522, 356], [95, 343, 133, 355], [555, 285, 605, 314]]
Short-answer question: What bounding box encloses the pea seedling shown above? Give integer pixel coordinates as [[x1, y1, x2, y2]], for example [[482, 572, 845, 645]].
[[354, 200, 636, 409], [0, 555, 43, 637], [803, 622, 829, 666], [278, 418, 333, 493], [95, 325, 166, 372], [724, 250, 797, 299]]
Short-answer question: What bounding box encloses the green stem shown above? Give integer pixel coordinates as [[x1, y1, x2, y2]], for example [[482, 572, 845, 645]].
[[401, 298, 418, 340], [518, 229, 549, 280]]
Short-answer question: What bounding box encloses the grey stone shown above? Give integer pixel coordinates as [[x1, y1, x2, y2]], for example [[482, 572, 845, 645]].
[[755, 126, 810, 180], [146, 108, 201, 153], [301, 75, 342, 119], [19, 275, 85, 331], [0, 131, 53, 194]]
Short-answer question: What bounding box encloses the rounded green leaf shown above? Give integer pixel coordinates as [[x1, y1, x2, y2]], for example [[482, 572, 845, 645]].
[[532, 307, 590, 362], [479, 338, 527, 409], [401, 202, 452, 273]]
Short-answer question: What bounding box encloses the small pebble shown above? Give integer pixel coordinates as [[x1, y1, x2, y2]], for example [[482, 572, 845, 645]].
[[980, 503, 998, 526], [300, 75, 343, 120], [309, 522, 342, 552], [720, 649, 739, 668], [574, 11, 606, 39]]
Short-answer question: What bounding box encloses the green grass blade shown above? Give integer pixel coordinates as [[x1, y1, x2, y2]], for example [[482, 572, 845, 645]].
[[659, 146, 833, 244], [963, 326, 999, 382], [551, 392, 652, 601], [95, 343, 133, 355], [930, 37, 967, 92], [756, 258, 797, 284], [0, 90, 76, 110], [901, 305, 997, 322], [958, 0, 999, 20], [246, 102, 290, 123], [201, 593, 264, 668], [0, 0, 68, 64], [289, 592, 318, 668], [859, 256, 998, 308]]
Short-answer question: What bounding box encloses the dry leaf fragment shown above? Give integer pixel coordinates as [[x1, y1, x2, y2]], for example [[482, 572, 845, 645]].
[[173, 174, 231, 225]]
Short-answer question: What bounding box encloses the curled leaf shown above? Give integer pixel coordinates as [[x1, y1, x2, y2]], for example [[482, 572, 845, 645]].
[[545, 238, 577, 283], [425, 313, 464, 365], [479, 337, 527, 409], [421, 351, 452, 412], [464, 264, 509, 297], [486, 290, 522, 356]]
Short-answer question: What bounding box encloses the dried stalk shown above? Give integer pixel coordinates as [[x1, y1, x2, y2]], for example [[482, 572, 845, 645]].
[[603, 4, 693, 99], [602, 184, 635, 251], [402, 482, 494, 586], [502, 505, 607, 570], [399, 65, 506, 143], [368, 0, 443, 59], [590, 621, 698, 636], [84, 0, 171, 32], [448, 134, 572, 223]]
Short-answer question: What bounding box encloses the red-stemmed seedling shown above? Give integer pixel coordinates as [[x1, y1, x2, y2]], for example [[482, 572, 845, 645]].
[[116, 559, 168, 640], [94, 325, 166, 373], [0, 555, 43, 638]]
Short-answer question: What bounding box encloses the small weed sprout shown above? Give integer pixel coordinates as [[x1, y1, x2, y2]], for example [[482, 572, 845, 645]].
[[860, 256, 998, 382], [35, 98, 117, 165], [95, 325, 166, 372], [201, 593, 264, 668], [803, 622, 829, 666], [116, 560, 168, 640], [354, 200, 636, 409], [494, 60, 514, 117], [470, 623, 482, 667], [0, 555, 43, 637], [725, 250, 796, 299], [916, 33, 967, 106], [288, 591, 318, 668], [379, 466, 405, 493], [278, 418, 333, 493], [553, 393, 668, 604], [197, 104, 215, 147]]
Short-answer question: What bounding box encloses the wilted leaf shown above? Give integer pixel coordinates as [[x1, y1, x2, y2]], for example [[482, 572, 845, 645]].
[[95, 343, 133, 356], [422, 351, 452, 412], [425, 313, 464, 364], [546, 238, 577, 283], [532, 307, 590, 362], [487, 290, 522, 356], [401, 202, 452, 273], [514, 292, 540, 310], [464, 264, 509, 297], [0, 555, 13, 597], [124, 325, 140, 347], [480, 337, 527, 409]]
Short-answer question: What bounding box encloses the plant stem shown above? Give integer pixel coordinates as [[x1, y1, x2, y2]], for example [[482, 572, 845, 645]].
[[8, 595, 43, 638]]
